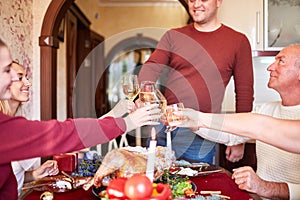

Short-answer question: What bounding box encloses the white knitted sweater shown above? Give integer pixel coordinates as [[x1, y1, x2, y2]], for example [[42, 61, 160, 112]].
[[196, 101, 300, 199], [255, 102, 300, 200]]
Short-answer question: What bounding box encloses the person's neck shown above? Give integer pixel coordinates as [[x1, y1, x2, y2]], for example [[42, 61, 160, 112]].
[[280, 91, 300, 107], [193, 21, 221, 32], [7, 100, 20, 116]]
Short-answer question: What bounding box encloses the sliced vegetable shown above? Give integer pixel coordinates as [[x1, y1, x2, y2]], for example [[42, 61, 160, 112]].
[[106, 177, 128, 199], [149, 183, 172, 200], [174, 181, 192, 196], [184, 188, 196, 198]]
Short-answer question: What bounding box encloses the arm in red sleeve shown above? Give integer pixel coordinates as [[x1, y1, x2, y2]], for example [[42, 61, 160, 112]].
[[138, 31, 172, 82], [0, 113, 126, 164], [233, 35, 254, 113]]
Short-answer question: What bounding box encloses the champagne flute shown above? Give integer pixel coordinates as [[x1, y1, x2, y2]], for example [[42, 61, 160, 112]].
[[139, 81, 167, 111], [165, 103, 185, 127], [162, 103, 185, 150], [122, 74, 140, 101], [139, 81, 167, 122]]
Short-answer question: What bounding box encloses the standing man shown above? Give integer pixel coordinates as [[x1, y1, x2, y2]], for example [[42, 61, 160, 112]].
[[138, 0, 254, 163]]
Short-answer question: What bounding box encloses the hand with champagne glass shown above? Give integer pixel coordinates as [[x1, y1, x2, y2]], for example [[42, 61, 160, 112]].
[[139, 81, 167, 111], [161, 103, 185, 150], [165, 103, 185, 127], [122, 74, 140, 101], [138, 81, 167, 122]]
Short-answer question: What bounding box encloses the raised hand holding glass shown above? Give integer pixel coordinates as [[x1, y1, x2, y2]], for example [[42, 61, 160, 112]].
[[161, 102, 185, 151], [122, 74, 140, 101]]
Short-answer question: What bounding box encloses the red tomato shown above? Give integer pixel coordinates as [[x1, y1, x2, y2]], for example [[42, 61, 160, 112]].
[[106, 177, 128, 199], [150, 183, 172, 200], [155, 183, 165, 193], [124, 174, 153, 199]]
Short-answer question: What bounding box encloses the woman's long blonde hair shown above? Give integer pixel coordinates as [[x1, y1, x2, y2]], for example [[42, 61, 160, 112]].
[[0, 100, 13, 116]]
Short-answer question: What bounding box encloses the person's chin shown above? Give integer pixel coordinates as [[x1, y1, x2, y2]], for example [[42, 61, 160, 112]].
[[267, 82, 274, 89], [14, 96, 29, 102]]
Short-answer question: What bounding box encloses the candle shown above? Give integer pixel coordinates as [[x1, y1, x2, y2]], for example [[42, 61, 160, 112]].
[[146, 127, 157, 182], [166, 131, 172, 151]]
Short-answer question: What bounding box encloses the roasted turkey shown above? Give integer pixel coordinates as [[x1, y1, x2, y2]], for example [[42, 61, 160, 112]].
[[93, 146, 175, 188]]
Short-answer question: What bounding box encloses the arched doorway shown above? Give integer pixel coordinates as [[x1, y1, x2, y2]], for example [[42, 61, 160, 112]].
[[39, 0, 189, 120], [105, 34, 158, 107], [39, 0, 74, 120]]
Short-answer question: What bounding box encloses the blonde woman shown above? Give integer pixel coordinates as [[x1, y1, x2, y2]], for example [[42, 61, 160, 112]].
[[0, 62, 59, 196]]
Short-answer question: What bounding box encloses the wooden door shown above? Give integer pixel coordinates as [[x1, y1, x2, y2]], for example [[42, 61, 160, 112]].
[[90, 32, 107, 117], [65, 10, 78, 118], [64, 3, 106, 118]]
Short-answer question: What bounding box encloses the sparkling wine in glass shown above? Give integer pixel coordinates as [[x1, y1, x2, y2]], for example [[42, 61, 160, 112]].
[[165, 103, 185, 127], [162, 103, 185, 151], [163, 103, 185, 130], [139, 81, 167, 111], [122, 74, 140, 101]]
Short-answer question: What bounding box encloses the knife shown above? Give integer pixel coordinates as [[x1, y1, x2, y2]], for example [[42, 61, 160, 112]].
[[197, 169, 223, 175]]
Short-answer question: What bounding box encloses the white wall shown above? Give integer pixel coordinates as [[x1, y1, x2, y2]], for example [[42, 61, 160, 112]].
[[31, 0, 52, 120], [222, 56, 281, 113]]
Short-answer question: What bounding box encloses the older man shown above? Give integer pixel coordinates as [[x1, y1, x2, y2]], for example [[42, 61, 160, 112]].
[[189, 44, 300, 200]]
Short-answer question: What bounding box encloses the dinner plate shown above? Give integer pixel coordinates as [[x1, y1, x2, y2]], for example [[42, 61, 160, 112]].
[[92, 186, 107, 199], [22, 176, 73, 193], [190, 181, 197, 192]]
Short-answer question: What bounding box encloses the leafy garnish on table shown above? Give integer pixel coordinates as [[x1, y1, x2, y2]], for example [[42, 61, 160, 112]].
[[155, 168, 192, 198]]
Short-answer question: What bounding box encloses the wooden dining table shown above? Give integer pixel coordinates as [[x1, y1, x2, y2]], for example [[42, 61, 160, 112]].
[[22, 168, 261, 200]]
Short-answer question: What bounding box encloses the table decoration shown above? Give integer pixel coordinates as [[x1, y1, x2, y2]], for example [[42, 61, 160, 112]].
[[53, 153, 78, 172], [166, 131, 172, 151], [146, 127, 157, 182]]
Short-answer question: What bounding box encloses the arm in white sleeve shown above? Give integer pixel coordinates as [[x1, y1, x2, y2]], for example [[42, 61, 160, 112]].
[[195, 128, 250, 146], [288, 183, 300, 200]]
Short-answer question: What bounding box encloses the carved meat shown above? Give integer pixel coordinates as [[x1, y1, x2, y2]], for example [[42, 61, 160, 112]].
[[93, 146, 175, 187], [22, 175, 93, 193]]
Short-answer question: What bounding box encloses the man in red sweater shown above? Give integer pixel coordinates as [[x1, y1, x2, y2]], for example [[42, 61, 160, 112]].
[[139, 0, 254, 163]]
